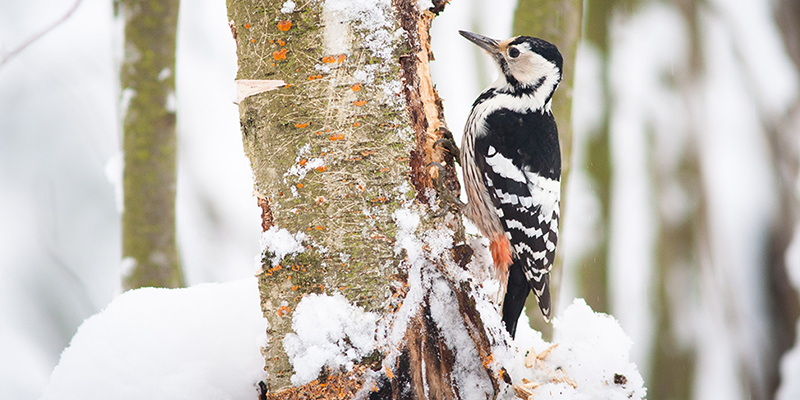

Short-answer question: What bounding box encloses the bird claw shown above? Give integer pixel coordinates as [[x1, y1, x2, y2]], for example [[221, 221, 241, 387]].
[[427, 161, 464, 217], [433, 127, 461, 162]]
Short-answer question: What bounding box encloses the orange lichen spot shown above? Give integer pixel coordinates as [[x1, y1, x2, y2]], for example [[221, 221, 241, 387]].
[[315, 74, 323, 79], [308, 75, 316, 81], [244, 23, 251, 29], [277, 20, 292, 31], [385, 366, 395, 379], [315, 165, 328, 172], [314, 225, 325, 231], [328, 133, 345, 141], [352, 122, 361, 127], [278, 191, 284, 196], [278, 39, 286, 46], [322, 55, 337, 63], [482, 353, 494, 369], [353, 100, 367, 107], [292, 264, 301, 271], [277, 306, 291, 317], [271, 63, 276, 67], [380, 167, 391, 172], [269, 39, 275, 43], [273, 48, 288, 60], [296, 183, 304, 188], [299, 159, 308, 166], [350, 83, 362, 91], [316, 196, 325, 203], [370, 196, 389, 203], [250, 39, 256, 43], [314, 131, 322, 136], [337, 54, 347, 63], [294, 122, 309, 128], [292, 285, 299, 291], [357, 184, 365, 191], [360, 150, 376, 157]]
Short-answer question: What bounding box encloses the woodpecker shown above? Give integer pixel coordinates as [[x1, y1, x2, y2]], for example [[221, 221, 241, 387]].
[[438, 31, 562, 337]]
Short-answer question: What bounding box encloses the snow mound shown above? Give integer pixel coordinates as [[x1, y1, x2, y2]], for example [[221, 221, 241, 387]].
[[40, 278, 268, 400], [282, 293, 379, 386], [508, 299, 646, 400]]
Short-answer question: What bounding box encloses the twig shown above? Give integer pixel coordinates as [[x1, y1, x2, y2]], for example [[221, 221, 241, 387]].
[[0, 0, 83, 69]]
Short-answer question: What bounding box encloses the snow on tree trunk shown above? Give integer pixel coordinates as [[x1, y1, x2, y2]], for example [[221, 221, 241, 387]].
[[118, 0, 185, 290]]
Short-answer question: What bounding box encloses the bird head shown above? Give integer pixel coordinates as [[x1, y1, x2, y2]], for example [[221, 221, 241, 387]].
[[459, 30, 562, 95]]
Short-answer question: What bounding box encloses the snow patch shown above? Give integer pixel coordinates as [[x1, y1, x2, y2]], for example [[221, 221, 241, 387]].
[[119, 256, 137, 279], [507, 299, 646, 400], [260, 226, 307, 266], [104, 152, 124, 212], [280, 0, 296, 14], [157, 67, 171, 81], [392, 206, 423, 265], [322, 0, 398, 61], [40, 278, 268, 400], [417, 0, 434, 11], [283, 293, 378, 386]]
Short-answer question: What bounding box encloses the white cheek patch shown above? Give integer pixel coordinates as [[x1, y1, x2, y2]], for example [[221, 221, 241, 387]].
[[512, 53, 557, 86]]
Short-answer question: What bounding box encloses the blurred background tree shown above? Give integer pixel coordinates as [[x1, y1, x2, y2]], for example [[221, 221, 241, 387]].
[[117, 0, 185, 289]]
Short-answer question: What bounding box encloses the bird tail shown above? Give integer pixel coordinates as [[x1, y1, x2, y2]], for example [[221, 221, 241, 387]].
[[501, 261, 552, 337], [532, 272, 552, 322], [502, 259, 529, 337]]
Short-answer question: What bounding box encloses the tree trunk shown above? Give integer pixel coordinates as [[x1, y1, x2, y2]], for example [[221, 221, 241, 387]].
[[228, 0, 506, 397], [512, 0, 583, 337], [118, 0, 184, 290]]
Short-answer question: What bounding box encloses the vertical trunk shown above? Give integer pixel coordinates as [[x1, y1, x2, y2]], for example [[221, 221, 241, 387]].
[[118, 0, 184, 290], [646, 2, 701, 399], [228, 0, 503, 396], [764, 0, 800, 395], [512, 0, 583, 336]]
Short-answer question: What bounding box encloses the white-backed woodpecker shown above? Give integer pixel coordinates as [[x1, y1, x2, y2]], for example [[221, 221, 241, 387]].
[[439, 31, 563, 337]]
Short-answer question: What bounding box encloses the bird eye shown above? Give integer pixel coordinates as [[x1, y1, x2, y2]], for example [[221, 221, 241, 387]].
[[508, 47, 520, 58]]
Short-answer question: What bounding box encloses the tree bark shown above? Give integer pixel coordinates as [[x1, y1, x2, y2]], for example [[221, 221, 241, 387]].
[[118, 0, 184, 290], [228, 0, 507, 397]]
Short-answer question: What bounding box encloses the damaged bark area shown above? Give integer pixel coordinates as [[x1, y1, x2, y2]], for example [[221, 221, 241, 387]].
[[228, 0, 504, 397], [395, 0, 461, 204]]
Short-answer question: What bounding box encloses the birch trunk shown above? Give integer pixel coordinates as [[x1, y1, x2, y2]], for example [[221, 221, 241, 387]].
[[227, 0, 506, 397]]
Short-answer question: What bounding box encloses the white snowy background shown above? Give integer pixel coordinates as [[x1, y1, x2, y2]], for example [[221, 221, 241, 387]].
[[1, 0, 799, 399]]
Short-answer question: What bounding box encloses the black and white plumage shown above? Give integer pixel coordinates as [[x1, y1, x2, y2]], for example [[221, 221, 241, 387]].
[[458, 31, 562, 337]]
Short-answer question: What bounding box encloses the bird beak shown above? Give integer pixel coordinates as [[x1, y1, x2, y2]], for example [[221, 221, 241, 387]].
[[459, 30, 501, 55]]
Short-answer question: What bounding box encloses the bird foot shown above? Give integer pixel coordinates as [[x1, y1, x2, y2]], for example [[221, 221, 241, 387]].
[[433, 127, 461, 162]]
